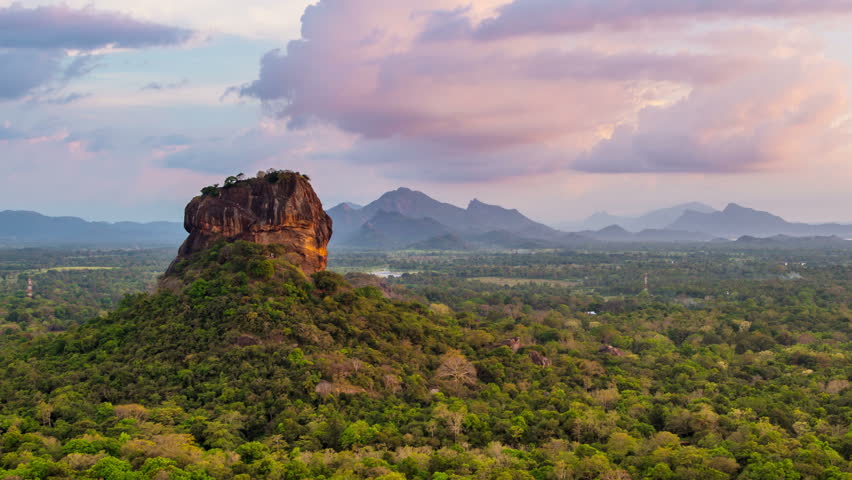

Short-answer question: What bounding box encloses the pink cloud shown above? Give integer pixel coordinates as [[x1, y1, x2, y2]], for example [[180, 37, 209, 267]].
[[236, 0, 851, 180], [575, 58, 849, 173], [475, 0, 852, 39]]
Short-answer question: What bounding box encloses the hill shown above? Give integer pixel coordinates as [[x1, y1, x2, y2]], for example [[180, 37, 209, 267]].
[[329, 187, 558, 249], [344, 210, 453, 249], [669, 203, 852, 238], [576, 225, 716, 243], [0, 210, 184, 247], [558, 202, 717, 231], [0, 239, 849, 478]]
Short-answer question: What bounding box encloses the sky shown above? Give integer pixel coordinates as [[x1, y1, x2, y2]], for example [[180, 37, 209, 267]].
[[1, 0, 851, 225]]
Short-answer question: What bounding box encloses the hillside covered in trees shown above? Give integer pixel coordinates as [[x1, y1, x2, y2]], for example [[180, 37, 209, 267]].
[[0, 242, 849, 479]]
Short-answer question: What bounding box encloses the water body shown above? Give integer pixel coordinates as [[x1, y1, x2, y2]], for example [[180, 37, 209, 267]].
[[369, 270, 409, 278]]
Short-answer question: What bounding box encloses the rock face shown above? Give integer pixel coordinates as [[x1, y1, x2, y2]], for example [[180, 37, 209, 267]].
[[528, 350, 552, 367], [171, 172, 332, 274]]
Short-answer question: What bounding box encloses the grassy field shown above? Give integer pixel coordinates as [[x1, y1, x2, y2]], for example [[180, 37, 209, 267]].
[[469, 277, 578, 287], [40, 266, 118, 272]]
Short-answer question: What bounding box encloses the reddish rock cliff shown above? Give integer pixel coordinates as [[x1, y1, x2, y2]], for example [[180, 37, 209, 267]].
[[170, 172, 332, 274]]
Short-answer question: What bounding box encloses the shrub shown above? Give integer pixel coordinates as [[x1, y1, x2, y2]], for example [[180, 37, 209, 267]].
[[200, 185, 220, 197]]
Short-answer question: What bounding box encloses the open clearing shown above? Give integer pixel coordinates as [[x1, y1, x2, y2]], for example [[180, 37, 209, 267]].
[[469, 277, 578, 287]]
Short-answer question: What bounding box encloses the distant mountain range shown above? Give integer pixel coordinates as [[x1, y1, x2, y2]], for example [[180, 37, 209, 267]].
[[329, 189, 852, 250], [0, 210, 184, 248], [575, 225, 716, 243], [328, 187, 561, 249], [558, 202, 717, 231], [668, 203, 852, 238], [3, 194, 850, 251]]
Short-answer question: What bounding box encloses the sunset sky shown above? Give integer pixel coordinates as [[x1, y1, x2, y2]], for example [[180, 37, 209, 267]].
[[2, 0, 851, 224]]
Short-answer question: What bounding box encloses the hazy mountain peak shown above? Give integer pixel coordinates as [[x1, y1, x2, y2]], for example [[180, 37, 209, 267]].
[[723, 203, 750, 213], [377, 186, 423, 200], [327, 188, 558, 248], [380, 187, 454, 205], [329, 202, 360, 213], [599, 224, 629, 234], [467, 198, 519, 213], [677, 202, 716, 213], [664, 202, 852, 237], [560, 203, 717, 232], [0, 210, 184, 247], [1, 209, 46, 217]]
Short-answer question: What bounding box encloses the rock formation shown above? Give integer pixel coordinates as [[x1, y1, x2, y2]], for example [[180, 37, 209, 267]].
[[599, 344, 626, 357], [495, 337, 523, 353], [528, 350, 552, 367], [170, 171, 332, 274]]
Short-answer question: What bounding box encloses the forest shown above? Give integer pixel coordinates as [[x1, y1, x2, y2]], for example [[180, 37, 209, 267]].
[[0, 243, 849, 479]]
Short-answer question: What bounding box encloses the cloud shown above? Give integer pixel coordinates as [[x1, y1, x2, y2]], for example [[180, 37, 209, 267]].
[[143, 134, 194, 147], [574, 58, 850, 173], [343, 137, 567, 182], [44, 92, 92, 105], [238, 0, 766, 178], [0, 4, 193, 49], [0, 54, 101, 102], [140, 78, 190, 92], [161, 129, 281, 173], [475, 0, 852, 39], [0, 49, 63, 100], [0, 130, 218, 221], [416, 7, 475, 43], [236, 0, 852, 180], [0, 4, 193, 102], [0, 123, 25, 140], [65, 129, 116, 153], [61, 55, 100, 81]]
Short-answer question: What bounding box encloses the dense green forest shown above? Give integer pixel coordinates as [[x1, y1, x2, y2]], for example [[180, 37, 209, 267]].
[[0, 243, 849, 479], [0, 249, 173, 334]]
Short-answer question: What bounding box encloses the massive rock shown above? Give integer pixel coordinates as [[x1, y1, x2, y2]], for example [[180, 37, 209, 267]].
[[170, 172, 332, 274]]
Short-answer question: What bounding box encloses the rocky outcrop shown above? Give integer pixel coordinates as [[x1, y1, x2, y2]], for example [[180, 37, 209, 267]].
[[495, 337, 523, 353], [528, 350, 552, 367], [170, 171, 332, 274], [599, 345, 626, 357]]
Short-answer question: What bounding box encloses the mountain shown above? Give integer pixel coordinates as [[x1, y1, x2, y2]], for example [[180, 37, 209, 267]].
[[733, 234, 852, 249], [558, 202, 717, 232], [668, 203, 852, 238], [579, 224, 716, 243], [471, 230, 562, 249], [326, 202, 367, 238], [360, 188, 468, 228], [328, 187, 558, 249], [0, 210, 184, 247], [559, 211, 625, 231], [630, 202, 717, 231], [465, 199, 558, 239], [345, 211, 453, 249], [583, 225, 632, 242]]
